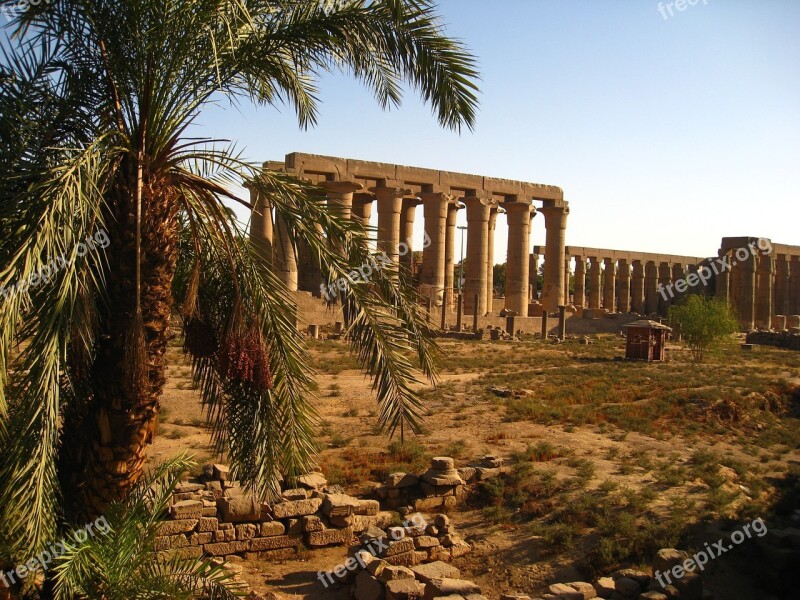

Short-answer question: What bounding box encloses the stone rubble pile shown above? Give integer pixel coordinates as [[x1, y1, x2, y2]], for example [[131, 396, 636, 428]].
[[329, 514, 478, 600], [156, 464, 395, 563], [376, 456, 504, 513]]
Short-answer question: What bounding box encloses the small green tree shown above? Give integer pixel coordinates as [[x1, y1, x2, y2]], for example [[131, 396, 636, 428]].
[[669, 295, 738, 361]]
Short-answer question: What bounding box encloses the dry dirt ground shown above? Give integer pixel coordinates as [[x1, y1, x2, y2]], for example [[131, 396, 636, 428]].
[[149, 332, 800, 599]]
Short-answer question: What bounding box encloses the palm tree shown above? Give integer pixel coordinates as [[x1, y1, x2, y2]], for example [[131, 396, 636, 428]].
[[0, 0, 478, 573]]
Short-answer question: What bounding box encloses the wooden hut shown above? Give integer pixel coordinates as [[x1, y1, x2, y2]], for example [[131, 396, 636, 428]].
[[622, 319, 672, 362]]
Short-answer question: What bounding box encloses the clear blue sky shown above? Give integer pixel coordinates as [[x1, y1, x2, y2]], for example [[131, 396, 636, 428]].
[[190, 0, 800, 262]]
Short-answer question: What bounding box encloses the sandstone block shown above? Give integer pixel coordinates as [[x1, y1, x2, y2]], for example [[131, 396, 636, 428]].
[[548, 583, 584, 599], [354, 570, 384, 600], [613, 570, 650, 588], [218, 496, 261, 523], [593, 577, 615, 598], [457, 467, 477, 482], [154, 535, 189, 551], [157, 519, 198, 536], [249, 535, 299, 552], [431, 457, 455, 470], [322, 493, 362, 517], [286, 518, 302, 535], [414, 536, 440, 549], [566, 582, 597, 599], [386, 578, 426, 600], [281, 488, 308, 501], [235, 523, 257, 540], [411, 561, 461, 583], [175, 482, 204, 494], [414, 497, 444, 512], [301, 515, 324, 532], [383, 537, 415, 557], [198, 517, 219, 532], [212, 464, 230, 481], [272, 498, 322, 519], [189, 532, 213, 545], [652, 549, 689, 577], [330, 514, 356, 528], [378, 565, 415, 583], [163, 545, 203, 560], [386, 473, 419, 488], [306, 526, 353, 547], [423, 578, 481, 599], [169, 500, 203, 519], [260, 521, 286, 537], [203, 541, 249, 556], [639, 592, 667, 600], [384, 551, 420, 567], [449, 540, 471, 558], [296, 472, 327, 490], [356, 499, 381, 516], [614, 577, 641, 597]]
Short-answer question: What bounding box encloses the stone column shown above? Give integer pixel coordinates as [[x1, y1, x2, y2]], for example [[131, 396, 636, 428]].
[[486, 207, 501, 313], [399, 196, 421, 275], [603, 258, 616, 312], [645, 261, 659, 315], [249, 185, 274, 264], [715, 252, 730, 304], [774, 255, 790, 315], [739, 252, 757, 330], [352, 193, 375, 225], [791, 256, 800, 314], [631, 260, 645, 314], [539, 205, 569, 313], [671, 263, 686, 304], [588, 257, 602, 310], [463, 194, 494, 315], [756, 253, 774, 328], [618, 259, 631, 313], [658, 262, 672, 316], [564, 257, 571, 306], [444, 201, 463, 309], [420, 191, 451, 306], [504, 201, 532, 316], [274, 211, 298, 292], [529, 253, 540, 302], [573, 257, 586, 308], [322, 180, 362, 221], [370, 182, 411, 267]]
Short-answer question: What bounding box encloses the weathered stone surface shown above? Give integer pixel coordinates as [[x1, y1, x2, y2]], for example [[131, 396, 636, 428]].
[[249, 535, 300, 552], [329, 514, 356, 528], [198, 517, 219, 532], [385, 578, 426, 600], [386, 473, 419, 488], [161, 545, 203, 560], [639, 592, 667, 600], [593, 577, 615, 598], [474, 466, 501, 480], [322, 493, 362, 517], [281, 488, 309, 501], [236, 523, 257, 540], [296, 472, 327, 490], [413, 497, 444, 512], [272, 498, 322, 519], [260, 521, 286, 537], [356, 499, 381, 516], [383, 537, 415, 557], [387, 527, 406, 540], [301, 515, 324, 532], [169, 500, 203, 519], [431, 457, 455, 470], [384, 551, 420, 567], [457, 467, 477, 482], [306, 526, 353, 547], [548, 583, 584, 599], [449, 540, 471, 558], [423, 578, 481, 599], [218, 496, 261, 523], [212, 464, 230, 481], [612, 570, 650, 588], [672, 572, 702, 600], [614, 577, 641, 597], [354, 570, 384, 600], [189, 532, 213, 545], [378, 565, 415, 583], [175, 482, 204, 493], [154, 535, 189, 551], [565, 582, 597, 599], [414, 536, 440, 549], [420, 469, 464, 486], [411, 561, 460, 583], [651, 549, 689, 577], [203, 541, 249, 556], [157, 519, 198, 536]]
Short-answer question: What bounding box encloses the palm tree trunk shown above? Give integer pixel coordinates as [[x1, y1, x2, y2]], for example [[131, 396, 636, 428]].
[[60, 175, 180, 519]]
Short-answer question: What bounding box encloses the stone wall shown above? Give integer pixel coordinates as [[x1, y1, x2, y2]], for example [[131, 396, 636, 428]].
[[745, 330, 800, 350]]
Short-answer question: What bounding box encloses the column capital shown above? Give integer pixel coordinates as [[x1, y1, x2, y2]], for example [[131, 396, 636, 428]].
[[321, 180, 363, 195], [419, 191, 453, 205], [462, 193, 497, 222], [369, 182, 412, 198]]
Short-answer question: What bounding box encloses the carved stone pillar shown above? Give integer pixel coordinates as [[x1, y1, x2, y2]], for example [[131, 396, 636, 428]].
[[249, 185, 273, 265], [756, 253, 774, 328], [444, 201, 463, 309], [504, 200, 532, 316], [486, 207, 501, 313], [539, 205, 569, 313], [322, 180, 362, 221], [588, 257, 602, 310], [463, 194, 495, 315], [645, 261, 659, 315], [618, 259, 631, 313], [631, 260, 645, 314], [274, 211, 298, 292], [370, 182, 412, 269], [420, 191, 451, 306], [352, 192, 375, 225], [774, 255, 790, 315], [529, 253, 540, 302], [573, 257, 586, 308], [739, 253, 757, 330], [399, 196, 421, 275], [603, 258, 616, 312], [658, 262, 672, 316]]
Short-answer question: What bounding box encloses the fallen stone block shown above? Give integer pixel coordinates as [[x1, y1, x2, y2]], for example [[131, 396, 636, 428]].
[[384, 551, 421, 567], [652, 549, 689, 577], [414, 536, 440, 549], [355, 570, 384, 600], [593, 577, 615, 598], [386, 473, 420, 488], [378, 565, 416, 583], [386, 578, 426, 600], [614, 577, 642, 597], [271, 497, 322, 519], [383, 537, 415, 557], [323, 493, 362, 517], [212, 464, 230, 481], [296, 472, 327, 490], [411, 561, 461, 583], [202, 541, 249, 556], [423, 578, 481, 599], [356, 499, 381, 516], [565, 581, 597, 599]]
